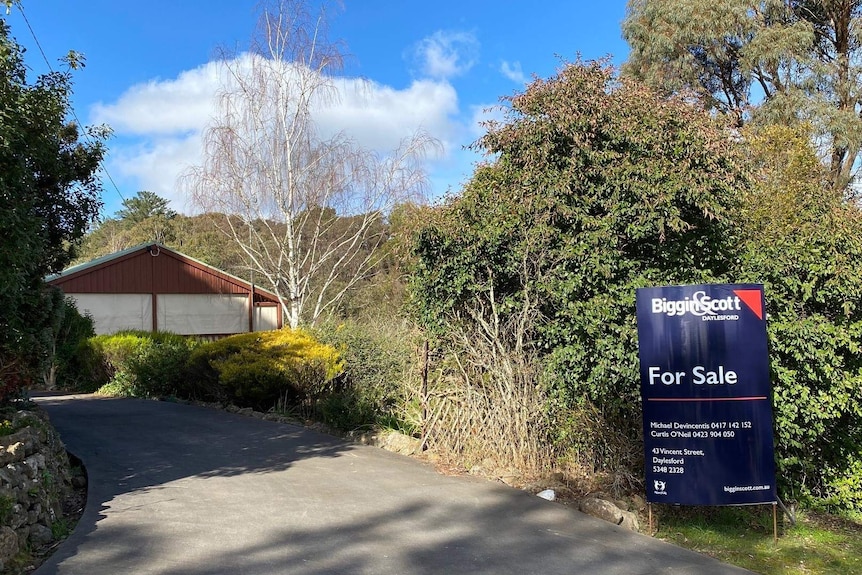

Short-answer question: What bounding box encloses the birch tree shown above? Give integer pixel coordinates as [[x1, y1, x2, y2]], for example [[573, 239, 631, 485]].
[[185, 0, 436, 328]]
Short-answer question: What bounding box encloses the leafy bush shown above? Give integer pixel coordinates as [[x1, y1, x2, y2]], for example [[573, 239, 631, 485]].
[[410, 61, 745, 472], [188, 329, 342, 411], [311, 317, 419, 432], [88, 332, 148, 383], [69, 337, 111, 393], [42, 296, 96, 390], [739, 124, 862, 511], [127, 332, 200, 398], [408, 65, 862, 511], [84, 331, 199, 398], [95, 377, 136, 398]]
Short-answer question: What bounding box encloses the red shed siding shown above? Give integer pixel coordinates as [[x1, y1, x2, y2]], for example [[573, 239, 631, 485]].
[[51, 247, 275, 299], [48, 244, 283, 334]]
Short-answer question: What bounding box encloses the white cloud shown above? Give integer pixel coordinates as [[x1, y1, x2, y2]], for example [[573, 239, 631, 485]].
[[106, 134, 203, 214], [500, 60, 527, 84], [409, 30, 479, 79], [92, 54, 465, 212], [91, 62, 223, 135], [321, 77, 460, 154]]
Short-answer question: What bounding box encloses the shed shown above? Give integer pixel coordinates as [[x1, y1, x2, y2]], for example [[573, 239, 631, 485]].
[[47, 243, 283, 336]]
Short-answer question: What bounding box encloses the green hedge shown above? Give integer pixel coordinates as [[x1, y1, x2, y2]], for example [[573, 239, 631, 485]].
[[82, 331, 200, 398], [79, 329, 342, 413], [311, 318, 420, 433]]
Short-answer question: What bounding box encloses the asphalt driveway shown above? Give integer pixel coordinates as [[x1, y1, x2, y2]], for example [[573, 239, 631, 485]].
[[32, 394, 753, 574]]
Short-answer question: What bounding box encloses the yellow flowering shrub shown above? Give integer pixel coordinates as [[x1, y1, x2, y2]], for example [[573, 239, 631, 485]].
[[188, 329, 343, 410]]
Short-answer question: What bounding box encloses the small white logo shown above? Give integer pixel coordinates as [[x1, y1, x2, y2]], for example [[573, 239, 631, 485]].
[[654, 480, 667, 495], [651, 291, 741, 317]]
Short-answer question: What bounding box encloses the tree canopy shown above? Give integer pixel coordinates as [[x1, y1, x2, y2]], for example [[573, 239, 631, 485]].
[[115, 190, 177, 224], [0, 18, 105, 396], [411, 60, 749, 448], [738, 123, 862, 507], [410, 59, 862, 510], [623, 0, 862, 191]]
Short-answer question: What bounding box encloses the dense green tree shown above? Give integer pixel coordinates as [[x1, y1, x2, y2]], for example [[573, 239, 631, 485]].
[[0, 18, 105, 397], [410, 61, 748, 462], [411, 59, 862, 508], [622, 0, 862, 191], [115, 190, 177, 224], [738, 123, 862, 509], [73, 191, 179, 263]]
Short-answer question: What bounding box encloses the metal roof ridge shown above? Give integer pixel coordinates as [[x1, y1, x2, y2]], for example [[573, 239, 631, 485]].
[[45, 242, 155, 281]]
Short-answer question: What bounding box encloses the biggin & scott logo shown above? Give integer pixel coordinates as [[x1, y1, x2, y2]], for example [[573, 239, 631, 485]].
[[650, 289, 763, 321]]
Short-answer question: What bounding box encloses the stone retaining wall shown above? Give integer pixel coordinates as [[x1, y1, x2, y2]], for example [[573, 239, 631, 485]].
[[0, 408, 74, 570]]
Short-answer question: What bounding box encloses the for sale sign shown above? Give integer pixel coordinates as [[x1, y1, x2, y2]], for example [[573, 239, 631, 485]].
[[636, 284, 776, 506]]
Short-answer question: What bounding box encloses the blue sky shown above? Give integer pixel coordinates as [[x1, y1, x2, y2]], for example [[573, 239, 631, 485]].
[[3, 1, 630, 217]]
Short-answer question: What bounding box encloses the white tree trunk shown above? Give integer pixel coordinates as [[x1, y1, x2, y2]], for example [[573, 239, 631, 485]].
[[184, 0, 437, 328]]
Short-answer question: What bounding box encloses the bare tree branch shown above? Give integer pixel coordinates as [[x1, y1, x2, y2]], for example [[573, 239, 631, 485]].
[[183, 0, 438, 327]]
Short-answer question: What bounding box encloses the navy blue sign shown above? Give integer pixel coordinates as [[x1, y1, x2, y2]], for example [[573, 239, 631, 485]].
[[636, 284, 776, 506]]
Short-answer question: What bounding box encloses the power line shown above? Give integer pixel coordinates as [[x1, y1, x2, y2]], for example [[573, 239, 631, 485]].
[[14, 1, 126, 208]]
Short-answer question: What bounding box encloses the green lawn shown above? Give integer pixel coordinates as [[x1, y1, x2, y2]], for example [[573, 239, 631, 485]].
[[653, 506, 862, 574]]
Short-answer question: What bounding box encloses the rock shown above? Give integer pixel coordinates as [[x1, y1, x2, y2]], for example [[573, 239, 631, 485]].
[[579, 497, 641, 532], [0, 442, 25, 466], [29, 523, 53, 547], [71, 475, 87, 489], [0, 526, 19, 566], [29, 502, 43, 525], [10, 505, 26, 530], [0, 429, 35, 459], [0, 408, 76, 551], [579, 496, 624, 525], [499, 473, 521, 487], [380, 432, 421, 456], [619, 510, 640, 532], [24, 453, 46, 478], [237, 407, 254, 417]]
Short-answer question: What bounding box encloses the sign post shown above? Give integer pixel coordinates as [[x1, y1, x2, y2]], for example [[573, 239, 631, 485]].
[[636, 284, 776, 509]]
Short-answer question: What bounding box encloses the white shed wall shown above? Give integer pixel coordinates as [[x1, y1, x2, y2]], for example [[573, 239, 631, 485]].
[[157, 294, 249, 335], [68, 293, 153, 335], [254, 305, 279, 332]]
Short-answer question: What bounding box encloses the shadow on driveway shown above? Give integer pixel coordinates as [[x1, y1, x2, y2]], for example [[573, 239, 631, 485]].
[[32, 394, 752, 575]]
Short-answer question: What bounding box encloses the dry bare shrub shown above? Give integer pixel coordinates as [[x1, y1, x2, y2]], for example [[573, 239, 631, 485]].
[[550, 400, 643, 496], [422, 285, 556, 480]]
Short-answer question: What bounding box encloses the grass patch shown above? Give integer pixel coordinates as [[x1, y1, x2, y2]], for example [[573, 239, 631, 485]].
[[653, 506, 862, 574], [51, 517, 73, 540]]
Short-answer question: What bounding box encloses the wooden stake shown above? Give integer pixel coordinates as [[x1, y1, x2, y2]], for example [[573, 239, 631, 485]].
[[648, 503, 653, 534], [421, 340, 429, 443], [773, 502, 778, 543]]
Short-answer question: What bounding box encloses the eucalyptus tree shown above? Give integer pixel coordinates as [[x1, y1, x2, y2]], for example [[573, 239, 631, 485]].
[[623, 0, 862, 191]]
